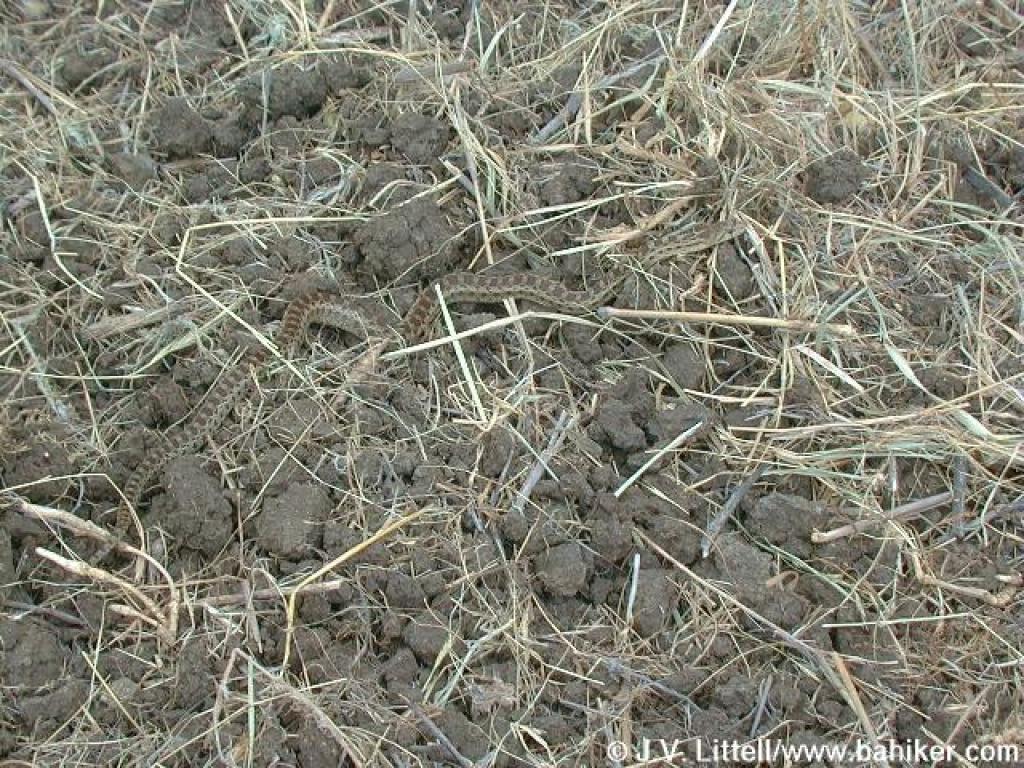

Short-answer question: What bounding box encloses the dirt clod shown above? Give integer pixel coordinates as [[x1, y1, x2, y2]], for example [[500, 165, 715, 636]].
[[631, 568, 677, 637], [403, 617, 457, 665], [149, 97, 213, 159], [237, 64, 327, 124], [804, 148, 870, 204], [745, 492, 828, 559], [713, 242, 754, 300], [354, 197, 459, 281], [3, 2, 1020, 763], [535, 540, 590, 596], [253, 482, 330, 558], [662, 342, 704, 390], [390, 112, 451, 165], [590, 400, 648, 452], [0, 619, 67, 689], [161, 456, 233, 555], [106, 152, 158, 192], [60, 48, 115, 90]]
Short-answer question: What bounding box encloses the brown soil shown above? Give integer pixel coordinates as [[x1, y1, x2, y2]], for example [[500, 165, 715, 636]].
[[2, 1, 1023, 766]]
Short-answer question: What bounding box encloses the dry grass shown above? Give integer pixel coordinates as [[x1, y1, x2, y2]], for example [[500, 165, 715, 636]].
[[1, 0, 1022, 765]]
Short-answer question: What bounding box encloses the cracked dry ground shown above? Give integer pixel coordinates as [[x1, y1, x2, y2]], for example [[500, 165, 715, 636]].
[[2, 1, 1024, 766]]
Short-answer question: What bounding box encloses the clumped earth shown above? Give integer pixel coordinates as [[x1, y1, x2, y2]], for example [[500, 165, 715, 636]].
[[2, 1, 1023, 766]]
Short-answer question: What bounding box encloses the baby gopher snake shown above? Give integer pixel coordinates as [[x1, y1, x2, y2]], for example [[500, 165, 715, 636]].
[[116, 271, 615, 533]]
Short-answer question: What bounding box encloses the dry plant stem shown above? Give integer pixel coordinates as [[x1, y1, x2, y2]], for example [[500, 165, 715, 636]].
[[701, 463, 767, 557], [82, 300, 189, 341], [26, 172, 101, 300], [434, 620, 515, 707], [9, 311, 76, 423], [602, 658, 699, 711], [107, 603, 168, 635], [383, 311, 603, 360], [410, 705, 475, 768], [0, 58, 59, 117], [511, 410, 575, 516], [434, 282, 486, 422], [4, 600, 87, 627], [614, 419, 710, 498], [316, 0, 338, 30], [17, 494, 139, 556], [832, 652, 889, 767], [950, 455, 972, 537], [319, 25, 391, 44], [35, 548, 174, 644], [132, 297, 250, 376], [751, 677, 772, 736], [812, 492, 953, 543], [198, 575, 357, 608], [14, 496, 179, 639], [598, 306, 858, 337], [693, 0, 742, 63], [636, 530, 851, 702], [591, 194, 694, 247], [79, 648, 146, 732], [282, 508, 425, 669], [623, 552, 641, 629], [530, 52, 666, 144], [251, 654, 367, 766], [942, 688, 990, 756], [909, 549, 1016, 608]]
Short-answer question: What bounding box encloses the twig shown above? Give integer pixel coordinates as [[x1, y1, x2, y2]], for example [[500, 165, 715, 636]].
[[37, 547, 175, 645], [615, 418, 711, 499], [283, 507, 425, 668], [602, 658, 700, 711], [511, 410, 575, 516], [832, 652, 890, 768], [598, 306, 858, 338], [949, 455, 969, 536], [410, 705, 475, 768], [0, 58, 59, 117], [531, 52, 665, 144], [11, 495, 179, 642], [812, 492, 952, 543], [701, 464, 766, 557], [4, 600, 88, 628], [910, 549, 1017, 608]]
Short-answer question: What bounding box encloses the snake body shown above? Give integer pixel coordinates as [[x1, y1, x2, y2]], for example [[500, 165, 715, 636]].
[[116, 271, 613, 532]]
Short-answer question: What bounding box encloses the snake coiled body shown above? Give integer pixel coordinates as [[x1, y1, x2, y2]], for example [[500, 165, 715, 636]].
[[116, 271, 613, 532]]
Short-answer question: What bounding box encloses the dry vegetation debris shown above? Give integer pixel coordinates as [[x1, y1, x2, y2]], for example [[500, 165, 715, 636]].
[[1, 0, 1023, 765]]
